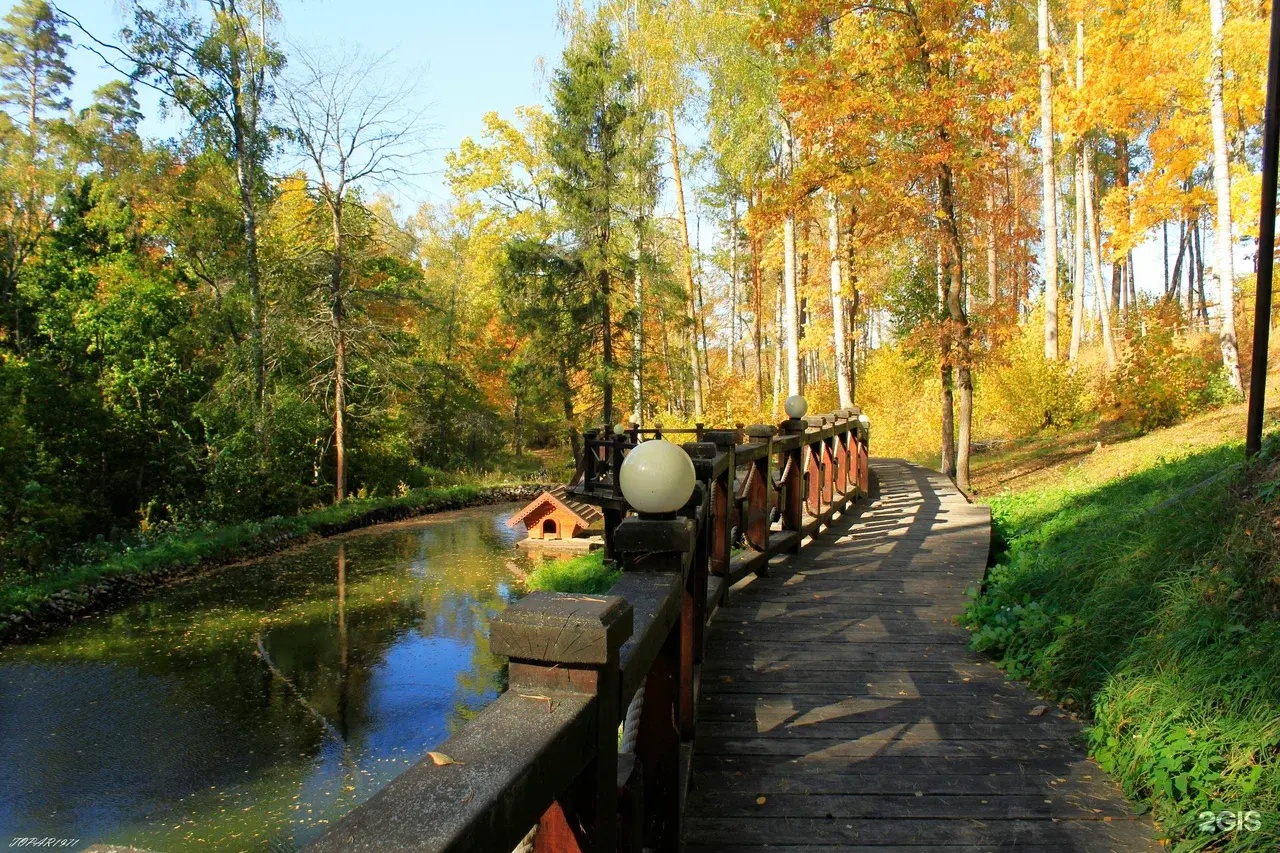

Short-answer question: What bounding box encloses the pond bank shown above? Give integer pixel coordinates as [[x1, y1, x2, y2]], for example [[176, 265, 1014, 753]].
[[1, 483, 547, 647]]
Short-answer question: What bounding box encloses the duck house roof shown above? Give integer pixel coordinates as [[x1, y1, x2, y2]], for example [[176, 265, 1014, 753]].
[[507, 485, 604, 529]]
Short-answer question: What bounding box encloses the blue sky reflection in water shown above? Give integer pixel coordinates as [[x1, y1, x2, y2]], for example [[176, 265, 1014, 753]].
[[0, 504, 531, 850]]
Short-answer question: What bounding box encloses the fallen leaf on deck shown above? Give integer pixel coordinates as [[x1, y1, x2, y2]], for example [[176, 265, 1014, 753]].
[[429, 752, 462, 766]]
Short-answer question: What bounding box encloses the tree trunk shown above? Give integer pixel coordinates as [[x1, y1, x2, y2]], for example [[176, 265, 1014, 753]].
[[938, 166, 971, 492], [560, 359, 580, 471], [1070, 20, 1086, 360], [729, 197, 739, 374], [666, 108, 704, 418], [783, 213, 801, 398], [632, 226, 643, 425], [828, 193, 853, 408], [1039, 0, 1060, 359], [1170, 220, 1190, 305], [601, 265, 614, 426], [752, 219, 764, 408], [1207, 0, 1244, 392], [233, 115, 266, 410], [1163, 221, 1170, 294], [986, 181, 998, 304], [940, 361, 955, 478], [1082, 144, 1117, 368], [330, 204, 346, 502], [1114, 133, 1132, 318], [772, 270, 784, 414], [1071, 151, 1086, 361]]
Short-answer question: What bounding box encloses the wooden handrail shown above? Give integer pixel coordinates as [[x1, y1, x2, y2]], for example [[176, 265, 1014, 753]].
[[309, 409, 870, 853]]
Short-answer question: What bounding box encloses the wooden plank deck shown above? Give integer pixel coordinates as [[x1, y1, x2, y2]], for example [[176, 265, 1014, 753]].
[[683, 459, 1158, 852]]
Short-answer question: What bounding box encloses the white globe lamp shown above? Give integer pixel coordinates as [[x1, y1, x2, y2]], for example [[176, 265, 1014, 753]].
[[784, 395, 808, 419], [619, 438, 696, 514], [858, 413, 870, 426], [629, 413, 641, 427], [613, 422, 626, 436]]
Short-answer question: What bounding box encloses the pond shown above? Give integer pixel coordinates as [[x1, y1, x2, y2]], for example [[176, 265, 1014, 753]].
[[0, 504, 533, 851]]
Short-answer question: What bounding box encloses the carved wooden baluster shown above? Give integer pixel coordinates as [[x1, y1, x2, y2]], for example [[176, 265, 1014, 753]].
[[744, 425, 775, 554], [804, 417, 824, 518]]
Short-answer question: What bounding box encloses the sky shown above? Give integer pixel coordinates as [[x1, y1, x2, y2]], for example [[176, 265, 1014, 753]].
[[54, 0, 566, 211], [41, 1, 1255, 303]]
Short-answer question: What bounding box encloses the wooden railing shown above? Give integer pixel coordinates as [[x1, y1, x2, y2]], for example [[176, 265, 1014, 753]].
[[308, 407, 869, 853]]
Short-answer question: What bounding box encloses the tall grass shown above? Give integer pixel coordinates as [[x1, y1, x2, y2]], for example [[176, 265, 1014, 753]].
[[524, 550, 620, 595], [964, 438, 1280, 849]]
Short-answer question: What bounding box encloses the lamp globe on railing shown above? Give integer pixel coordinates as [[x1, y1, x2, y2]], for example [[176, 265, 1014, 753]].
[[858, 413, 869, 427], [618, 438, 696, 514], [784, 394, 808, 420], [613, 422, 627, 437]]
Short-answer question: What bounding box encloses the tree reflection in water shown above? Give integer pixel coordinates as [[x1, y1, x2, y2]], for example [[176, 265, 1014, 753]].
[[0, 504, 532, 851]]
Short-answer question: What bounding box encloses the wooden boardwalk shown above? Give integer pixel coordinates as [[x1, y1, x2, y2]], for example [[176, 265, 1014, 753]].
[[683, 459, 1157, 852]]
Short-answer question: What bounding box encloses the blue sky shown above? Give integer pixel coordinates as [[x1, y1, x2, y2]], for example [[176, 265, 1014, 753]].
[[55, 0, 566, 210]]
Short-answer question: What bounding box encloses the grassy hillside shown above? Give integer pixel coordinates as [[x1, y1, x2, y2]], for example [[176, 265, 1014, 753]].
[[963, 395, 1280, 849]]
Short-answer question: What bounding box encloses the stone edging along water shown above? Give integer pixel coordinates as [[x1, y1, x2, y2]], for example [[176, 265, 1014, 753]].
[[0, 483, 548, 648]]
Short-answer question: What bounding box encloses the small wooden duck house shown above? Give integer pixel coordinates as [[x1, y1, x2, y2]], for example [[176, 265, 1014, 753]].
[[508, 485, 603, 541]]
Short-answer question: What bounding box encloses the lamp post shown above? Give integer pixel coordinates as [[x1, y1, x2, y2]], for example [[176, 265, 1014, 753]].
[[1247, 0, 1280, 457]]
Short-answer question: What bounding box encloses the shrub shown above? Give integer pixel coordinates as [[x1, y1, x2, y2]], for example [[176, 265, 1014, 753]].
[[1109, 306, 1239, 433], [982, 313, 1093, 436]]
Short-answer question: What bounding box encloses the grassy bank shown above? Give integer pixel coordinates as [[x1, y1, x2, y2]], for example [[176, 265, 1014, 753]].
[[1, 482, 543, 642], [962, 414, 1280, 849]]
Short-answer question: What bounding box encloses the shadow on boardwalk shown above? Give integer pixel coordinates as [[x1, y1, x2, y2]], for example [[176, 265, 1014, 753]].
[[683, 459, 1158, 852]]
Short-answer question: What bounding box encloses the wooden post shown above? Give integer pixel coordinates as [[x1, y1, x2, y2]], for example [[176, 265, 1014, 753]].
[[491, 592, 633, 853], [614, 515, 698, 852]]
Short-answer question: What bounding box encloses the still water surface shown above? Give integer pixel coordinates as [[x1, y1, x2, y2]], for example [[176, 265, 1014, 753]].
[[0, 504, 531, 850]]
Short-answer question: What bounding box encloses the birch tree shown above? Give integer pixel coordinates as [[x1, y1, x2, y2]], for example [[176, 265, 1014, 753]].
[[1206, 0, 1243, 393], [1038, 0, 1060, 359]]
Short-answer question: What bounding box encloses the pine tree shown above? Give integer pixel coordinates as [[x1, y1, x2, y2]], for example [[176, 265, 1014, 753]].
[[0, 0, 72, 144], [547, 19, 654, 426], [0, 0, 73, 343]]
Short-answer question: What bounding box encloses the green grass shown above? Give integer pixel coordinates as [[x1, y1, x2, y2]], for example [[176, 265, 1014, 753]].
[[963, 434, 1280, 850], [524, 550, 620, 595], [0, 483, 517, 627]]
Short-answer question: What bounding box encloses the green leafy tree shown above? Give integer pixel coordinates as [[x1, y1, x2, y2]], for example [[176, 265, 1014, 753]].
[[122, 0, 282, 409]]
